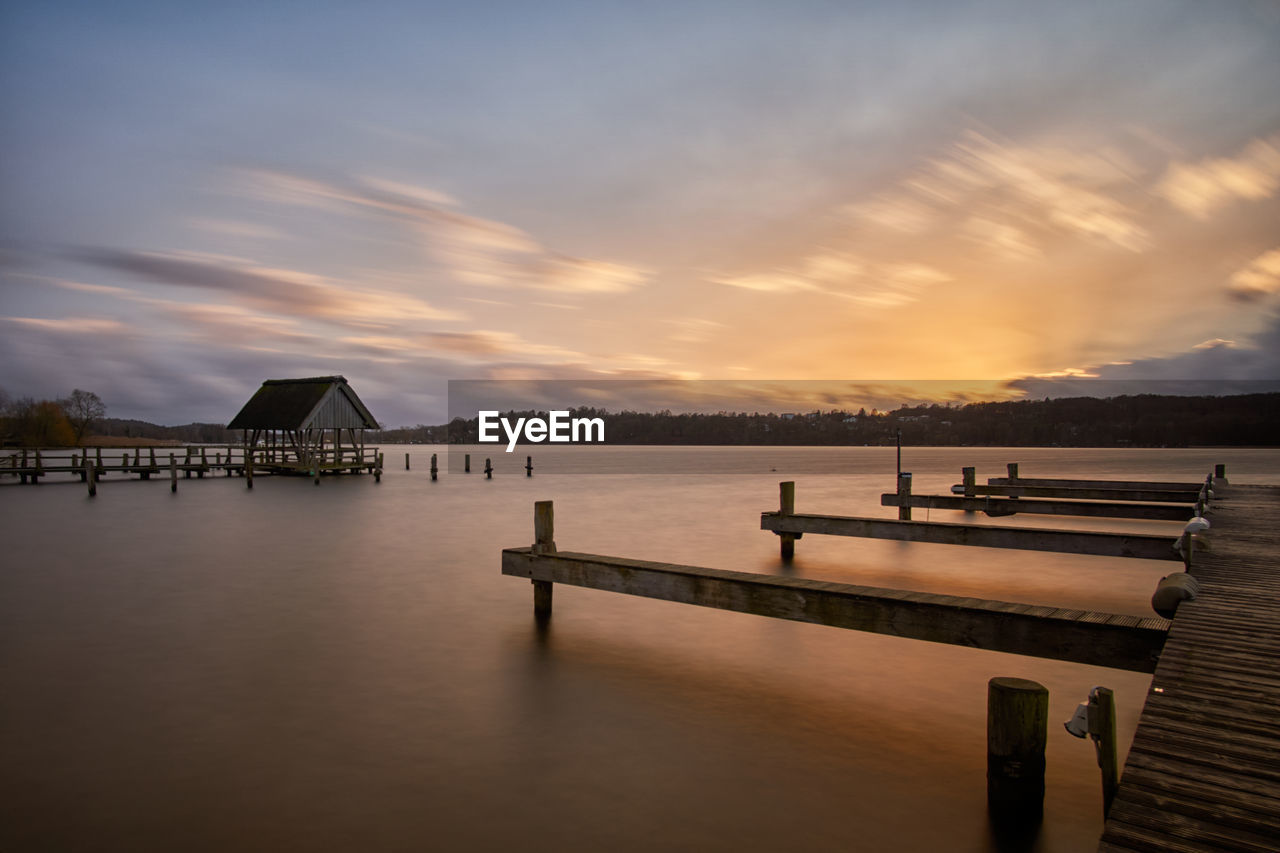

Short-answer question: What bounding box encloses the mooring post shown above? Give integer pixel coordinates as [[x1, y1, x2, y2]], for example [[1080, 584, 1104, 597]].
[[405, 452, 410, 471], [485, 458, 493, 479], [465, 453, 471, 473], [962, 466, 976, 498], [526, 455, 533, 477], [246, 452, 254, 489], [532, 500, 556, 616], [1092, 687, 1119, 817], [1214, 463, 1227, 485], [987, 677, 1048, 823], [375, 452, 382, 483], [779, 481, 797, 560], [897, 472, 912, 520], [1007, 462, 1020, 501], [170, 454, 177, 493], [430, 453, 438, 481], [85, 456, 96, 497]]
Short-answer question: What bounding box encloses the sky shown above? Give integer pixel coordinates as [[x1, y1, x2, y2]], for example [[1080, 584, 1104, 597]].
[[2, 0, 1279, 426]]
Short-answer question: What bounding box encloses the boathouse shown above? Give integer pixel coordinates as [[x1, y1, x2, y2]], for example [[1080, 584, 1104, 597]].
[[228, 376, 378, 472]]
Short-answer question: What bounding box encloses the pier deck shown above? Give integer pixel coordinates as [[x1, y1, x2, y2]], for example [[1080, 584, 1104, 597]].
[[1100, 483, 1280, 852]]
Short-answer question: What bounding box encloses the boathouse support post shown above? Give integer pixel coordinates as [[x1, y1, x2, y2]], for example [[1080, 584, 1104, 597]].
[[987, 677, 1048, 822], [246, 453, 253, 489], [779, 481, 797, 560], [897, 472, 912, 520], [532, 500, 556, 616]]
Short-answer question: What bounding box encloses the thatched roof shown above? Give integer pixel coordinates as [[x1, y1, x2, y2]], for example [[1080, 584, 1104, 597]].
[[227, 376, 378, 430]]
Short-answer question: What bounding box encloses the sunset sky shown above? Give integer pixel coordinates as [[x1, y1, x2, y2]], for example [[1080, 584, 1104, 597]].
[[2, 1, 1279, 426]]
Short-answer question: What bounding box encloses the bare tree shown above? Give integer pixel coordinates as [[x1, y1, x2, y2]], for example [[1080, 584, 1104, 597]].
[[61, 389, 107, 445]]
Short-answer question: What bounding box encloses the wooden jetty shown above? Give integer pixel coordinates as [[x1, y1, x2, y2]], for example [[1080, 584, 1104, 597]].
[[1100, 481, 1280, 852], [502, 461, 1280, 847], [501, 500, 1170, 672]]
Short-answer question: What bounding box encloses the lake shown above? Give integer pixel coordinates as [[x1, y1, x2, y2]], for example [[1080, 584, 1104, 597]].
[[3, 446, 1276, 851]]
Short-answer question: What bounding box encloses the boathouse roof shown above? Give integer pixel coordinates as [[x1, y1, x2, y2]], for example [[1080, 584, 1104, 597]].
[[227, 376, 378, 431]]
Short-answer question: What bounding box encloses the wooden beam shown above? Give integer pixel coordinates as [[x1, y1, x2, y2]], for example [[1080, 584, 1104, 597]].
[[964, 484, 1198, 503], [988, 476, 1203, 491], [501, 548, 1169, 672], [762, 512, 1181, 561], [880, 493, 1192, 520]]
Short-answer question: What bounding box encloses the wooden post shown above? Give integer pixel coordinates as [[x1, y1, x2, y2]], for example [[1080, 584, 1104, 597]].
[[430, 453, 438, 481], [1091, 687, 1119, 817], [465, 453, 471, 473], [897, 472, 912, 520], [170, 454, 177, 493], [987, 677, 1048, 822], [485, 458, 493, 479], [405, 452, 410, 470], [374, 452, 382, 483], [85, 457, 96, 497], [532, 500, 556, 616], [1007, 463, 1019, 501], [962, 466, 976, 497], [1214, 463, 1227, 484], [246, 453, 254, 489], [779, 481, 797, 560], [526, 455, 533, 477]]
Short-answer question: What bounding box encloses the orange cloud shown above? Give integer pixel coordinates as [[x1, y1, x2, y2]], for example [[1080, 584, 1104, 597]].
[[1157, 135, 1280, 219]]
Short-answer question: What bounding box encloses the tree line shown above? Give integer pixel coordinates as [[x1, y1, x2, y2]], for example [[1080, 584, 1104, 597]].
[[0, 388, 108, 447]]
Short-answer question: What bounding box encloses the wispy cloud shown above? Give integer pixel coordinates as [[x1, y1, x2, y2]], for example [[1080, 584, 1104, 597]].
[[714, 250, 948, 307], [1228, 247, 1280, 301], [1157, 135, 1280, 219], [237, 169, 651, 294], [73, 248, 463, 324]]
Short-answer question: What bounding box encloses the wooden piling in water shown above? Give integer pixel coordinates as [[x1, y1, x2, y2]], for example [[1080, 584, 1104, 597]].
[[485, 458, 493, 479], [962, 466, 976, 499], [897, 472, 912, 520], [84, 457, 96, 497], [778, 481, 796, 560], [526, 455, 532, 477], [431, 453, 438, 481], [465, 453, 471, 473], [246, 454, 254, 489], [987, 677, 1047, 822], [532, 501, 556, 616], [170, 454, 177, 493], [405, 452, 410, 470], [1092, 687, 1119, 817]]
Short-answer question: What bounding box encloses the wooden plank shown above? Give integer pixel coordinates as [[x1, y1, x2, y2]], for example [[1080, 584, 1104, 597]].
[[501, 548, 1169, 671], [880, 492, 1192, 520], [968, 484, 1200, 502], [990, 476, 1204, 491], [761, 512, 1181, 561]]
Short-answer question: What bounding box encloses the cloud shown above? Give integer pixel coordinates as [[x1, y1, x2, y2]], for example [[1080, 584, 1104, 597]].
[[1228, 247, 1280, 301], [237, 169, 650, 294], [73, 248, 462, 324], [1008, 315, 1280, 397], [1157, 135, 1280, 219], [714, 250, 948, 306]]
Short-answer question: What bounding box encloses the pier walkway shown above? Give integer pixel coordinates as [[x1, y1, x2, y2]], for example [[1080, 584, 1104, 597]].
[[1100, 483, 1280, 852]]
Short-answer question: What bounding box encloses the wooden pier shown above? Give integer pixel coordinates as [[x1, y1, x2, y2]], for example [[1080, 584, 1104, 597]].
[[1100, 482, 1280, 852], [502, 461, 1280, 848], [501, 501, 1170, 672], [0, 445, 383, 486]]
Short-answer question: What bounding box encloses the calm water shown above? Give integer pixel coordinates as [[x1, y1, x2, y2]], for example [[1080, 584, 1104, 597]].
[[3, 446, 1276, 852]]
